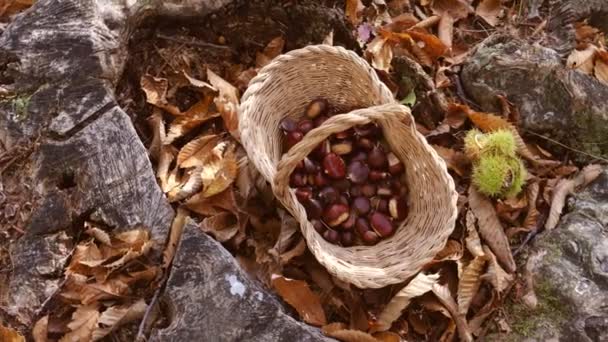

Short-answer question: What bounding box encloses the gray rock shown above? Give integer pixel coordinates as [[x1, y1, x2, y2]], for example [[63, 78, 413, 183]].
[[495, 169, 608, 341], [461, 35, 608, 162], [151, 223, 332, 342]]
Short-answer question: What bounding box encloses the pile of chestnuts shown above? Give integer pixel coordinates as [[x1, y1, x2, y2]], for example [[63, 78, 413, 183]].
[[281, 98, 409, 247]]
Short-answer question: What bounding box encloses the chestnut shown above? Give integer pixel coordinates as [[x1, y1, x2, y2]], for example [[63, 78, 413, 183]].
[[313, 173, 330, 187], [280, 117, 298, 132], [369, 170, 389, 182], [318, 186, 339, 205], [347, 160, 370, 184], [371, 198, 389, 213], [341, 210, 357, 230], [298, 119, 315, 134], [303, 198, 323, 220], [323, 203, 350, 227], [303, 157, 320, 174], [368, 146, 388, 169], [341, 231, 355, 246], [376, 185, 392, 197], [323, 229, 340, 243], [311, 219, 326, 234], [295, 187, 313, 203], [306, 98, 329, 118], [351, 151, 368, 162], [284, 131, 303, 150], [387, 152, 404, 175], [350, 185, 362, 197], [362, 230, 380, 245], [356, 137, 374, 151], [353, 196, 371, 215], [354, 123, 379, 137], [389, 196, 409, 220], [361, 184, 377, 198], [334, 179, 351, 192], [290, 172, 307, 187], [331, 140, 353, 155], [334, 129, 354, 140], [370, 212, 395, 237], [313, 115, 329, 127], [312, 140, 332, 159], [323, 153, 346, 179], [355, 217, 371, 236], [338, 195, 350, 206]]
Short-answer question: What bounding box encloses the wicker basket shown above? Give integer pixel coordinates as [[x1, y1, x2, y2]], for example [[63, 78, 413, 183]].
[[239, 45, 458, 288]]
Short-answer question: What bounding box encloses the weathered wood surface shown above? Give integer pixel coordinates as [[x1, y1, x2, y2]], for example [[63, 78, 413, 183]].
[[0, 0, 332, 339]]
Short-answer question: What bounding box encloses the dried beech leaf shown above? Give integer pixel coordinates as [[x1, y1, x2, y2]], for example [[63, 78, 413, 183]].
[[157, 145, 178, 193], [437, 14, 454, 49], [256, 36, 285, 68], [85, 224, 112, 246], [373, 331, 401, 342], [468, 290, 497, 336], [322, 323, 378, 342], [269, 210, 299, 257], [444, 103, 469, 129], [431, 145, 469, 176], [60, 305, 100, 342], [182, 71, 216, 91], [164, 97, 219, 144], [366, 36, 393, 72], [465, 210, 484, 257], [566, 45, 597, 74], [345, 0, 365, 25], [279, 238, 307, 265], [481, 246, 513, 293], [466, 109, 536, 161], [185, 188, 237, 216], [146, 109, 165, 160], [32, 315, 48, 342], [457, 256, 487, 315], [272, 275, 327, 326], [546, 164, 603, 229], [594, 50, 608, 85], [431, 0, 473, 20], [201, 148, 239, 197], [432, 284, 472, 342], [168, 166, 203, 202], [140, 74, 181, 116], [469, 186, 516, 273], [375, 272, 440, 331], [91, 299, 146, 341], [163, 207, 187, 268], [476, 0, 501, 26], [406, 29, 449, 61], [522, 182, 540, 231], [177, 134, 222, 168], [0, 323, 25, 342], [201, 212, 239, 242], [434, 239, 464, 261], [207, 69, 240, 140]]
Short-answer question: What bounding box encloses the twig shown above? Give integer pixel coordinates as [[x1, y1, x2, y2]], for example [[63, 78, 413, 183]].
[[155, 33, 233, 51], [34, 277, 68, 318], [530, 19, 548, 38], [136, 283, 163, 342], [412, 15, 441, 29], [524, 130, 608, 163]]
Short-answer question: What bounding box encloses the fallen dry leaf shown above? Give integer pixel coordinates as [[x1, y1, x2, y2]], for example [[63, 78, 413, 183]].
[[468, 290, 497, 336], [432, 283, 472, 342], [373, 331, 401, 342], [163, 207, 187, 268], [476, 0, 502, 26], [269, 210, 299, 257], [322, 322, 377, 342], [0, 323, 25, 342], [374, 272, 440, 331], [431, 0, 472, 20], [157, 145, 179, 193], [140, 74, 181, 116], [207, 69, 240, 140], [469, 186, 516, 273], [185, 188, 237, 216], [345, 0, 365, 25], [434, 239, 464, 261], [465, 210, 484, 257], [431, 145, 469, 176], [457, 256, 487, 315], [272, 275, 327, 326], [437, 14, 454, 49], [567, 45, 597, 74], [167, 166, 203, 202], [594, 50, 608, 85], [32, 315, 48, 342], [366, 36, 393, 72], [201, 212, 239, 242], [164, 96, 219, 144], [60, 305, 100, 342], [575, 22, 600, 43], [481, 246, 513, 293], [522, 182, 540, 231], [444, 103, 469, 129], [546, 164, 603, 229], [146, 109, 165, 160], [201, 147, 239, 197], [91, 300, 146, 341], [256, 36, 285, 68]]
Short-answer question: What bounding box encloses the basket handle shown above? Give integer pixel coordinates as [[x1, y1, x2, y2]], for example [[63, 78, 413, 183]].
[[273, 103, 413, 197]]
